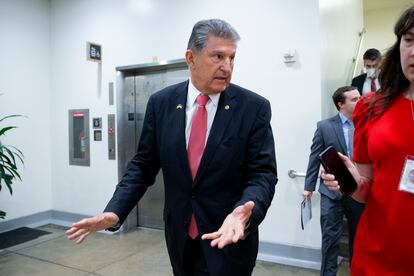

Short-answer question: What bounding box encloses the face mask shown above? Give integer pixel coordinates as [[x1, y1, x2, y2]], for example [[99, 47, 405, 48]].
[[366, 68, 377, 78]]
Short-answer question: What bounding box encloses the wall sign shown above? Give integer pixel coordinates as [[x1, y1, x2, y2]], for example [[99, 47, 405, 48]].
[[93, 117, 102, 129], [94, 130, 102, 141], [87, 42, 102, 62]]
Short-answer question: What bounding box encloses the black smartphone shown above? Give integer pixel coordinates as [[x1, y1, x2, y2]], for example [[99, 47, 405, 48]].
[[319, 146, 357, 197]]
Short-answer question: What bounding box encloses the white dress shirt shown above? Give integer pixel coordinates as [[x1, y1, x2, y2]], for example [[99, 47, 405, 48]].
[[362, 77, 380, 94], [185, 79, 220, 148]]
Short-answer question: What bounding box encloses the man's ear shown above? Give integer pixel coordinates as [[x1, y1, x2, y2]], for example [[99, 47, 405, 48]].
[[185, 50, 195, 68]]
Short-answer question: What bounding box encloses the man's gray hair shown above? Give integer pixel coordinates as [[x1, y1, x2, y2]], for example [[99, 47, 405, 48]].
[[187, 19, 240, 53]]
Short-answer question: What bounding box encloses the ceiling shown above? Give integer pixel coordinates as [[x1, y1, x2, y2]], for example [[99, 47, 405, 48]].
[[364, 0, 413, 11]]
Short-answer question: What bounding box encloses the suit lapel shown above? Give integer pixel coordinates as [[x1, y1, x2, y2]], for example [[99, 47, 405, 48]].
[[332, 114, 347, 154], [171, 81, 193, 181], [193, 86, 237, 185]]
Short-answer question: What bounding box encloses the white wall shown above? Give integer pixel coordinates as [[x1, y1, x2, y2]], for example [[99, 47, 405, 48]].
[[0, 0, 52, 220], [276, 0, 365, 250], [320, 0, 364, 118], [48, 0, 324, 250]]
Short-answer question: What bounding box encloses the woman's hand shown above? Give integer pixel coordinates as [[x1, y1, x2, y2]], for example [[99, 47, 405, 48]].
[[320, 152, 371, 203], [320, 152, 358, 189]]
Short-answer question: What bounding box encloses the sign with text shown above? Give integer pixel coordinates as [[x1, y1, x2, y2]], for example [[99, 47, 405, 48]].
[[87, 42, 102, 62]]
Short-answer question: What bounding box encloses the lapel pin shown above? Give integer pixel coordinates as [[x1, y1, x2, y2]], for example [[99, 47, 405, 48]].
[[176, 104, 183, 110], [224, 105, 230, 110]]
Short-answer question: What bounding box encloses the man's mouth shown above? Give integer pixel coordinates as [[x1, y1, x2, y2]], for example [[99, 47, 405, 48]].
[[214, 76, 227, 81]]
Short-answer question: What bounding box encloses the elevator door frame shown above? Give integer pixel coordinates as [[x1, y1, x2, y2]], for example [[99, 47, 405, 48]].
[[116, 59, 188, 230]]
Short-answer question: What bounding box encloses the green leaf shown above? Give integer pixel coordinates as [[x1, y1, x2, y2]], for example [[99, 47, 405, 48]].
[[2, 146, 17, 165], [7, 145, 24, 157], [0, 152, 16, 168], [3, 173, 13, 195], [0, 113, 25, 199], [0, 114, 23, 122], [2, 164, 21, 181], [0, 164, 6, 179], [0, 126, 17, 136], [4, 145, 24, 165]]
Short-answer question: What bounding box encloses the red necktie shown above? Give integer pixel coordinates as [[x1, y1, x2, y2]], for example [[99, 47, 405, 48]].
[[370, 78, 377, 92], [187, 94, 209, 239]]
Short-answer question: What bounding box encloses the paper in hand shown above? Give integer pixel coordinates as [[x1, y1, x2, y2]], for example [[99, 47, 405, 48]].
[[301, 197, 312, 230]]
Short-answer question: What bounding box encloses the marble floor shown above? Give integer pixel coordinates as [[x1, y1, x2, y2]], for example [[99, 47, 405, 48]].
[[0, 224, 350, 275]]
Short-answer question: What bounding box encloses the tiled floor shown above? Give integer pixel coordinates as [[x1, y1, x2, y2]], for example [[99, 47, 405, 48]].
[[0, 224, 350, 275]]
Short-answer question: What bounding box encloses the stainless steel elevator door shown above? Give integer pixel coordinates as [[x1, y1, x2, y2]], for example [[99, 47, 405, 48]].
[[118, 65, 189, 230]]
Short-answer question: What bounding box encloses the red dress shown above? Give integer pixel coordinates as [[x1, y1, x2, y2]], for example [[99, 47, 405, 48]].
[[352, 93, 414, 275]]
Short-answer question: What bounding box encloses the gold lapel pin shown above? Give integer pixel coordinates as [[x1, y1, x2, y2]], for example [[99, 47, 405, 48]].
[[224, 105, 230, 110], [176, 104, 183, 110]]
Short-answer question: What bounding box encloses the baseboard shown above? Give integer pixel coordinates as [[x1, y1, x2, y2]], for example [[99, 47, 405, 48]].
[[258, 241, 321, 270], [0, 210, 88, 233], [0, 210, 321, 270], [0, 210, 52, 233]]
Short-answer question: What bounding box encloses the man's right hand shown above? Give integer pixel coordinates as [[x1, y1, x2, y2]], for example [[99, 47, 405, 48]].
[[302, 191, 313, 199], [66, 212, 119, 244]]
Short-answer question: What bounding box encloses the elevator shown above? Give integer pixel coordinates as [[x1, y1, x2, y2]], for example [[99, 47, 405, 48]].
[[116, 59, 189, 230]]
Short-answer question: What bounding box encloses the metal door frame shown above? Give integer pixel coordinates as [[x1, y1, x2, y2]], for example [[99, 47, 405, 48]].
[[115, 59, 188, 230]]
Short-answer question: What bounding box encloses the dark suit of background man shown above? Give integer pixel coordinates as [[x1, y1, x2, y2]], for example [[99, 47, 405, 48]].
[[66, 19, 278, 276], [302, 86, 364, 276], [351, 48, 382, 95]]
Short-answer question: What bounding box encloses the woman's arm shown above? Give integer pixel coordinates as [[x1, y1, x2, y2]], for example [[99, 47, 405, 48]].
[[352, 163, 372, 202]]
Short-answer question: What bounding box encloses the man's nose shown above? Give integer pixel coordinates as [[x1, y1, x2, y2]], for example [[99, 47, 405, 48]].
[[220, 58, 233, 72]]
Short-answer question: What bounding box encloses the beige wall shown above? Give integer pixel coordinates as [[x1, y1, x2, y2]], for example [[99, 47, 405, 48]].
[[320, 0, 364, 117], [358, 3, 412, 74]]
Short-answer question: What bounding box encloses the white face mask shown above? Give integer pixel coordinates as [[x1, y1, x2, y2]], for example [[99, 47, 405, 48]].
[[366, 68, 378, 78]]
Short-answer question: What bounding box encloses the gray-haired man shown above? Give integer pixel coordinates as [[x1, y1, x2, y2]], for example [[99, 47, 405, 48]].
[[67, 19, 277, 276]]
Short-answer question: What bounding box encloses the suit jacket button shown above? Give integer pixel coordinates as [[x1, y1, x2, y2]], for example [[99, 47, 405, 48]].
[[191, 193, 197, 199]]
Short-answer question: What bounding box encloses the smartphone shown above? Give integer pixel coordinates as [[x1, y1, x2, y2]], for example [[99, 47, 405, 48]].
[[319, 146, 357, 197]]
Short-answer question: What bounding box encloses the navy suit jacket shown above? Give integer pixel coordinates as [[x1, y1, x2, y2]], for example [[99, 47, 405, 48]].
[[104, 80, 277, 276], [304, 114, 347, 200]]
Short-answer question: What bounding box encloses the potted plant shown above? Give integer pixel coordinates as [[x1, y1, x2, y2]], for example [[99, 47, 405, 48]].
[[0, 114, 24, 219]]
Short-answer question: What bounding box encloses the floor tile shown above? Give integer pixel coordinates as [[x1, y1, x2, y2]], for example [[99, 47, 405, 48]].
[[0, 251, 88, 276], [15, 227, 165, 272], [0, 224, 351, 275]]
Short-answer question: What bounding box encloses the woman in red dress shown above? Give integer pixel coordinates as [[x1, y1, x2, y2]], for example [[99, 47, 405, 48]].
[[323, 5, 414, 275]]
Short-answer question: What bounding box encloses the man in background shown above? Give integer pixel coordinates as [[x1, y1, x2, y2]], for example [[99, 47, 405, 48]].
[[351, 48, 382, 94], [303, 86, 364, 276]]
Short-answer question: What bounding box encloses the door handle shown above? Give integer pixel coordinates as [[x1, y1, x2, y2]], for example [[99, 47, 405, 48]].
[[288, 169, 306, 179]]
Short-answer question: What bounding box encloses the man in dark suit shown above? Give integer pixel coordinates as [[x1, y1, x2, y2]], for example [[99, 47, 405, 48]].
[[351, 48, 382, 95], [302, 86, 364, 276], [66, 19, 277, 276]]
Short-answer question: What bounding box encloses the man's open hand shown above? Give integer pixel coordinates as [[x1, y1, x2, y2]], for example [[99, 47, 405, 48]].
[[201, 201, 254, 249], [66, 212, 119, 244]]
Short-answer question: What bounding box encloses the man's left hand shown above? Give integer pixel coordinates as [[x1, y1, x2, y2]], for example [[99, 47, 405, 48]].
[[201, 201, 254, 249]]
